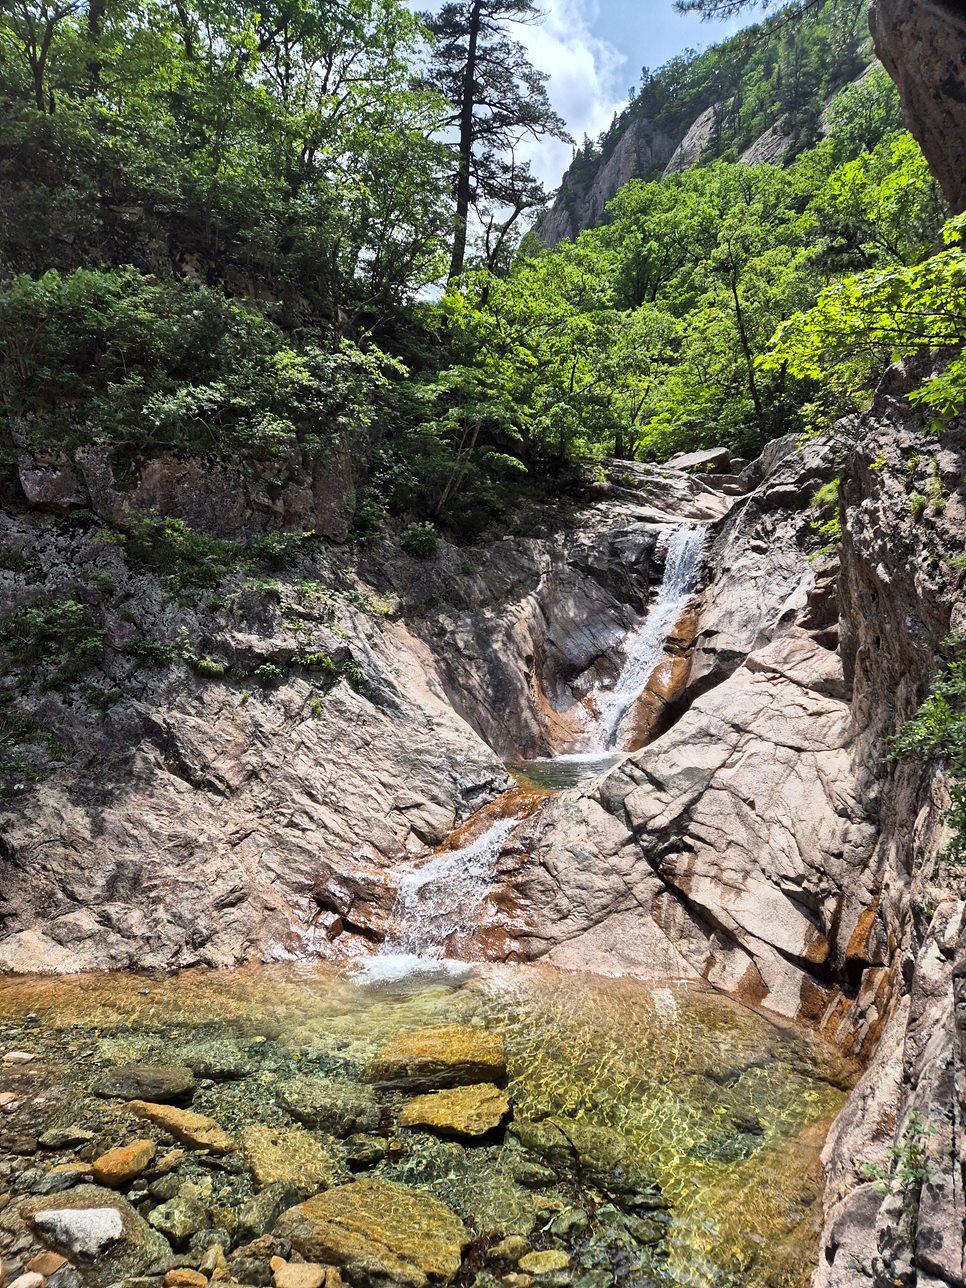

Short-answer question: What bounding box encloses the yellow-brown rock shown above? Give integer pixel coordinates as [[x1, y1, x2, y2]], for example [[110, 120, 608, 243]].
[[164, 1270, 208, 1288], [128, 1101, 234, 1154], [239, 1124, 342, 1192], [26, 1253, 67, 1276], [363, 1027, 505, 1091], [272, 1262, 327, 1288], [91, 1139, 156, 1187], [518, 1250, 570, 1275], [398, 1084, 509, 1139], [276, 1178, 469, 1287]]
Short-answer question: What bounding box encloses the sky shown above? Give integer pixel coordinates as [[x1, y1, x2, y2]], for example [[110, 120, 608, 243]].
[[521, 0, 746, 187]]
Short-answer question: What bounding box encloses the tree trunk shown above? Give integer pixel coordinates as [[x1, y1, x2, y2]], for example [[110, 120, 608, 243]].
[[86, 0, 106, 92], [447, 0, 482, 281]]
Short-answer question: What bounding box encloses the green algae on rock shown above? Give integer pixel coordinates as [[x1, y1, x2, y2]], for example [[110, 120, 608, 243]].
[[363, 1027, 506, 1091], [279, 1076, 381, 1136], [276, 1177, 470, 1287]]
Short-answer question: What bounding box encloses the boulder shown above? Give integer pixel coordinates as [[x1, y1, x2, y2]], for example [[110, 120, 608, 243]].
[[276, 1179, 469, 1288], [278, 1078, 381, 1136], [93, 1064, 195, 1104], [398, 1084, 510, 1140], [363, 1028, 505, 1092], [509, 1117, 657, 1196], [127, 1101, 234, 1153], [32, 1206, 124, 1259], [240, 1124, 344, 1192], [662, 447, 731, 474]]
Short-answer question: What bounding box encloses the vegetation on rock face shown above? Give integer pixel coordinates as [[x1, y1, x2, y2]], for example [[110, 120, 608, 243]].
[[889, 639, 966, 866], [0, 0, 952, 539]]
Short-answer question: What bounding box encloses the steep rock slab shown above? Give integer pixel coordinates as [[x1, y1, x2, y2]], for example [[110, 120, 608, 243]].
[[514, 628, 876, 1019]]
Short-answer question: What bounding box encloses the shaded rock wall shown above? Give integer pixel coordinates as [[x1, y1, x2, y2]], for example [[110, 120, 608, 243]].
[[870, 0, 966, 213]]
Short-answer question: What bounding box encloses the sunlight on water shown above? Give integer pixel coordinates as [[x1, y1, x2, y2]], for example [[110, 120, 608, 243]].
[[0, 962, 853, 1288]]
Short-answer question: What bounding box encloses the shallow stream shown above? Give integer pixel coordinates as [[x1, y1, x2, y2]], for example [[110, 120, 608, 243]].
[[0, 963, 853, 1288]]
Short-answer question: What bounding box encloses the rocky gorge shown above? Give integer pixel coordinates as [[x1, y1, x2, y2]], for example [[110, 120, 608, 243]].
[[0, 353, 964, 1288]]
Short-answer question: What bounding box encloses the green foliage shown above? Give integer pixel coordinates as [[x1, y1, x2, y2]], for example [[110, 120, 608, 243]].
[[859, 1110, 934, 1231], [0, 592, 106, 687], [124, 637, 178, 665], [889, 644, 966, 865], [0, 0, 452, 326], [0, 268, 395, 467], [399, 522, 438, 558], [123, 515, 243, 593], [253, 662, 285, 686], [250, 530, 316, 568], [188, 655, 226, 677], [762, 213, 966, 430]]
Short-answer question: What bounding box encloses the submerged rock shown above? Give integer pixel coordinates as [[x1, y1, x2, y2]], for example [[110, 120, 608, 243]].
[[148, 1192, 208, 1247], [398, 1084, 510, 1139], [276, 1177, 470, 1287], [509, 1118, 657, 1196], [91, 1139, 156, 1187], [175, 1039, 251, 1081], [240, 1124, 345, 1192], [363, 1028, 506, 1092], [93, 1065, 195, 1104], [236, 1182, 304, 1240], [278, 1077, 381, 1136], [128, 1101, 234, 1153]]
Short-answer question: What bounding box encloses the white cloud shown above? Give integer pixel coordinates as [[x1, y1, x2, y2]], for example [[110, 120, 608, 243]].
[[515, 0, 628, 189]]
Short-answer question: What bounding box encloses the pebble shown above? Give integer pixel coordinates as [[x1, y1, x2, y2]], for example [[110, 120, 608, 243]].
[[91, 1139, 156, 1187], [491, 1235, 529, 1261], [164, 1272, 208, 1288], [518, 1251, 570, 1275], [27, 1254, 68, 1277], [2, 1052, 38, 1065], [0, 1092, 18, 1111], [8, 1275, 44, 1288], [272, 1264, 326, 1288]]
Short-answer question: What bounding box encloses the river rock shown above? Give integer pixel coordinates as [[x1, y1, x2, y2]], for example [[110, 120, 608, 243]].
[[164, 1271, 208, 1288], [398, 1084, 510, 1139], [278, 1078, 381, 1136], [276, 1178, 470, 1287], [509, 1117, 655, 1196], [236, 1183, 304, 1240], [91, 1139, 156, 1187], [38, 1127, 96, 1150], [518, 1251, 569, 1276], [32, 1206, 125, 1259], [363, 1028, 506, 1091], [94, 1064, 195, 1104], [240, 1125, 344, 1192], [148, 1192, 209, 1246], [8, 1274, 44, 1288], [127, 1101, 234, 1153], [272, 1263, 327, 1288], [175, 1039, 250, 1080]]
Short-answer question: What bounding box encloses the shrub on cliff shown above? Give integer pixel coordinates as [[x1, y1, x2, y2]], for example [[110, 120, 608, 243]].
[[0, 268, 398, 467]]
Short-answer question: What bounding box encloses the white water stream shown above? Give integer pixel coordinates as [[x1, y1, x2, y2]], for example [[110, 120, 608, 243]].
[[357, 816, 517, 981], [594, 524, 708, 750]]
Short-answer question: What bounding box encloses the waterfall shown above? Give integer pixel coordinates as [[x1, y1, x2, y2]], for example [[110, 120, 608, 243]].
[[595, 524, 707, 750], [357, 816, 518, 981]]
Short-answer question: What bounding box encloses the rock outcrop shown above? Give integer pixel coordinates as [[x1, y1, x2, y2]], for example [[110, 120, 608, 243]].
[[870, 0, 966, 212], [538, 118, 678, 246]]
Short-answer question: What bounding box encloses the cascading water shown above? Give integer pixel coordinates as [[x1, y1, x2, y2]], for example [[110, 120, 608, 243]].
[[594, 524, 708, 750], [357, 816, 517, 981]]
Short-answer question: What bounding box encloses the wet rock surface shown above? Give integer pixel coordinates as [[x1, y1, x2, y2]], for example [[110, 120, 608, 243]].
[[363, 1029, 506, 1093]]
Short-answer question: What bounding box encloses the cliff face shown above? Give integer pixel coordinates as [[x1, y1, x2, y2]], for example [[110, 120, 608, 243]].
[[870, 0, 966, 213], [538, 117, 678, 246]]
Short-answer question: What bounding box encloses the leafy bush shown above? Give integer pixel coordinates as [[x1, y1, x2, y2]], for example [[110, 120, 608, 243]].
[[123, 515, 243, 593], [124, 638, 177, 665], [0, 268, 397, 467], [400, 522, 438, 558], [0, 593, 105, 686]]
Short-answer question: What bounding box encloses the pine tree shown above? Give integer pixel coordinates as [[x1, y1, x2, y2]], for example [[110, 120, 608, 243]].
[[424, 0, 570, 279]]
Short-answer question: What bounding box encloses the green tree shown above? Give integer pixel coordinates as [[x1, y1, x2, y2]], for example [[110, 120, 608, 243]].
[[423, 0, 569, 280]]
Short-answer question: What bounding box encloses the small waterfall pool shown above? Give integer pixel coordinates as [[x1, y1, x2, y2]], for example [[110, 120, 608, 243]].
[[0, 963, 854, 1288]]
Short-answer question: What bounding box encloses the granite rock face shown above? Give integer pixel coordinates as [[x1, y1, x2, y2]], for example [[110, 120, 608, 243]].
[[870, 0, 966, 212]]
